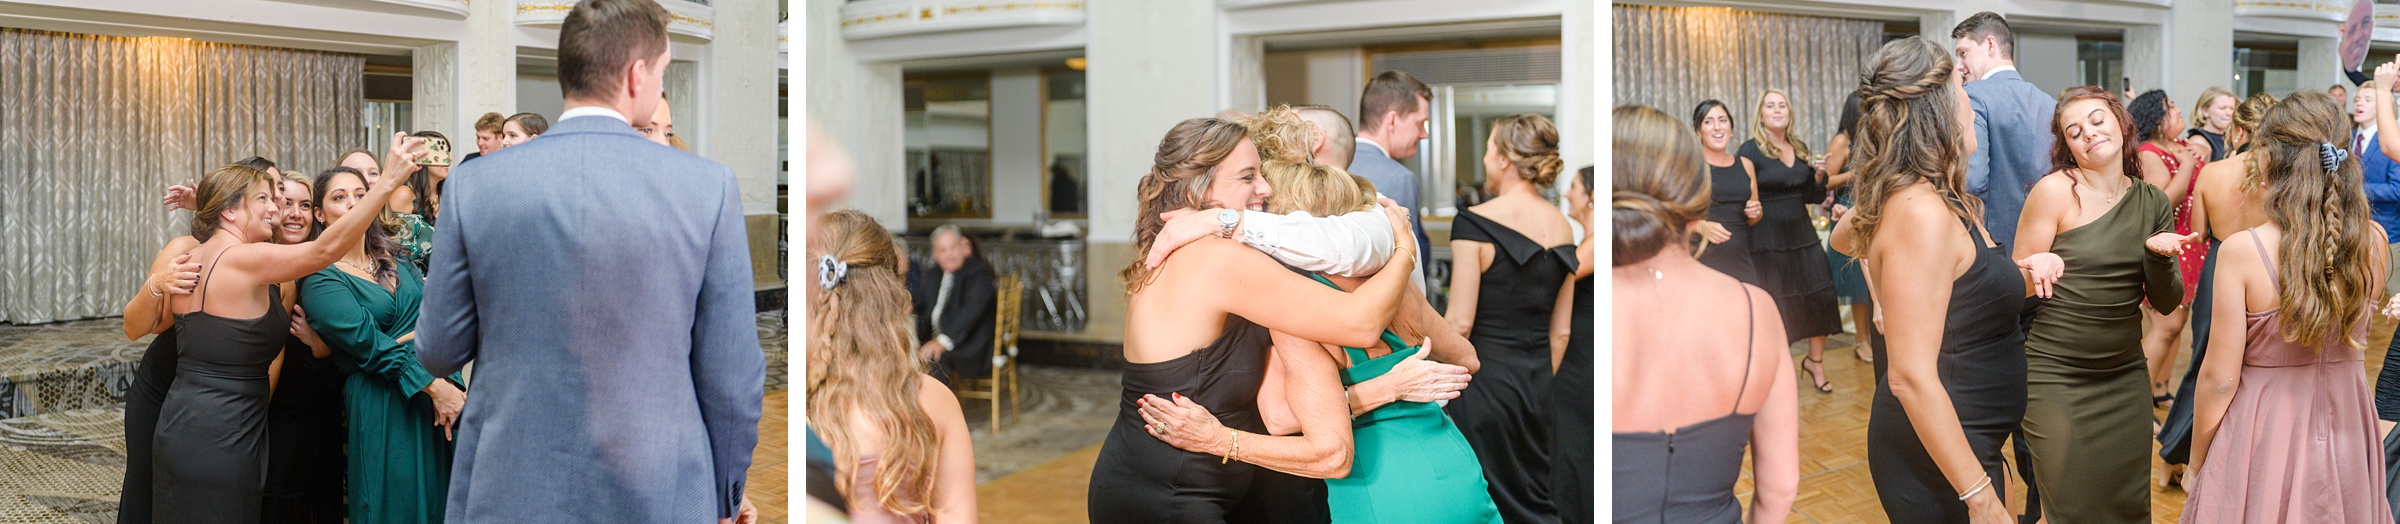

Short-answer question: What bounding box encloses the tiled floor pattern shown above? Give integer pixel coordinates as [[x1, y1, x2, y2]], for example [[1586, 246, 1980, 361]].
[[0, 312, 792, 523], [1739, 314, 2397, 523]]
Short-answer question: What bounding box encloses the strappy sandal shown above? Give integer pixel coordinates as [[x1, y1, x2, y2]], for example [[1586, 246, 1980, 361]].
[[1803, 356, 1832, 393]]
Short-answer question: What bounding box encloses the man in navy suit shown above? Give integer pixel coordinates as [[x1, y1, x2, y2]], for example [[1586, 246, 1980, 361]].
[[1350, 71, 1433, 286], [417, 1, 763, 522]]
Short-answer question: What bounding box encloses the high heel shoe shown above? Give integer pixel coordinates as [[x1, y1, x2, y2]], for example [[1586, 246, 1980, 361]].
[[1803, 356, 1831, 393]]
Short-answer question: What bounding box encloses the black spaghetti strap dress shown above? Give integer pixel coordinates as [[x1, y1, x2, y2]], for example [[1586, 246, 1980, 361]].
[[1699, 158, 1759, 284], [155, 248, 288, 523], [1865, 210, 2029, 523], [117, 323, 177, 524], [1613, 284, 1758, 523], [1446, 209, 1578, 524], [1089, 315, 1326, 523]]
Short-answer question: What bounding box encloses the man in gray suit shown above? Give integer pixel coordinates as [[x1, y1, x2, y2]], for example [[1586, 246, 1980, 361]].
[[417, 1, 763, 522], [1955, 11, 2055, 250], [1351, 71, 1434, 280]]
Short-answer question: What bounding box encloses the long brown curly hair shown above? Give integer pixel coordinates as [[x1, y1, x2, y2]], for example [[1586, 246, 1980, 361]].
[[1122, 118, 1251, 295], [2253, 92, 2377, 349], [805, 210, 939, 517], [1844, 37, 1979, 256]]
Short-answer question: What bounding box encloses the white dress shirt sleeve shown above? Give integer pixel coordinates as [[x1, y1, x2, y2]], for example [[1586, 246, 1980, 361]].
[[1235, 207, 1395, 278]]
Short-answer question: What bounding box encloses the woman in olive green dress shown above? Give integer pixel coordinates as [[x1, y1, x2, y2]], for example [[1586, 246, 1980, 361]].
[[2010, 88, 2195, 523], [299, 167, 468, 523]]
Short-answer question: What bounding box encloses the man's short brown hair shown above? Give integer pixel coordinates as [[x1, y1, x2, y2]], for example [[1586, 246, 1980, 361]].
[[1359, 70, 1431, 134], [558, 0, 671, 101], [474, 112, 506, 133], [1950, 11, 2016, 61]]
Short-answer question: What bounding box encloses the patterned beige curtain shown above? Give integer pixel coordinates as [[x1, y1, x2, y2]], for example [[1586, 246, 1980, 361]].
[[0, 29, 363, 324], [1614, 5, 1885, 153]]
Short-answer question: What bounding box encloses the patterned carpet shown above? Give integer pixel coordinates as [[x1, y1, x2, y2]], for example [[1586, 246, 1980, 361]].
[[956, 365, 1122, 485], [0, 311, 789, 523]]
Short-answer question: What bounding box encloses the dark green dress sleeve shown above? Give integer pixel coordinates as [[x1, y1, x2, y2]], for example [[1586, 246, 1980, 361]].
[[300, 270, 438, 397]]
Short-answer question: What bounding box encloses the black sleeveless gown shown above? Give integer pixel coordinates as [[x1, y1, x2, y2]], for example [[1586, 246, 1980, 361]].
[[262, 332, 347, 523], [156, 249, 288, 523], [1554, 274, 1595, 524], [117, 325, 178, 524], [1088, 315, 1326, 523], [1866, 212, 2029, 523], [1446, 209, 1578, 524], [1699, 159, 1759, 284]]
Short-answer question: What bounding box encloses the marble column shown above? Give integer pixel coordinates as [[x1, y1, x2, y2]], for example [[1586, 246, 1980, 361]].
[[806, 0, 906, 228], [2125, 24, 2167, 95], [1562, 0, 1593, 182], [2168, 0, 2233, 99], [2300, 36, 2344, 94], [413, 0, 514, 140], [1086, 0, 1220, 340], [710, 0, 780, 217]]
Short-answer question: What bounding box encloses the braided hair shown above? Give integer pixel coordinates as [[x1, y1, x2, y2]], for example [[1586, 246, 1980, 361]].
[[1844, 37, 1979, 256], [2253, 92, 2378, 349]]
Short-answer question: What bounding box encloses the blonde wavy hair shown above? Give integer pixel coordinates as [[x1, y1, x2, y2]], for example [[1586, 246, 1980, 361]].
[[1261, 159, 1377, 217], [1242, 105, 1318, 166], [806, 210, 939, 517], [2253, 92, 2378, 349], [1751, 89, 1813, 160]]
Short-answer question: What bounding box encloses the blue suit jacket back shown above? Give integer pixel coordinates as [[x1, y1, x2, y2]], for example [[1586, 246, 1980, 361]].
[[1963, 69, 2057, 249], [417, 114, 765, 522], [1351, 141, 1432, 267]]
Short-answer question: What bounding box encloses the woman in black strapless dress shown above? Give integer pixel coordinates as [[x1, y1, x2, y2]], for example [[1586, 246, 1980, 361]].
[[1691, 100, 1759, 284], [1091, 118, 1420, 523]]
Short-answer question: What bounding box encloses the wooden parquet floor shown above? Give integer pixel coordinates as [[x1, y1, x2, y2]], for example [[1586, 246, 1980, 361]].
[[1747, 315, 2397, 523]]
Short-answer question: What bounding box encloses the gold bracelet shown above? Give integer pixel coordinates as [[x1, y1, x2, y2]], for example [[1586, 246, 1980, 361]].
[[1222, 429, 1240, 464]]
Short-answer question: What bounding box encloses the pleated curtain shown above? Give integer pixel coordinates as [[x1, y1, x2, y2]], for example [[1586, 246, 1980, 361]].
[[1614, 5, 1885, 153], [0, 29, 363, 324]]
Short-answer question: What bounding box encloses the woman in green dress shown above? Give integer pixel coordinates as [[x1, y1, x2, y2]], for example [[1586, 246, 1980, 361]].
[[1134, 159, 1501, 522], [2011, 87, 2196, 523], [299, 166, 468, 523]]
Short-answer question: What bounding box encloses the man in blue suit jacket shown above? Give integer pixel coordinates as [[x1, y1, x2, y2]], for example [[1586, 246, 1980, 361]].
[[417, 1, 763, 522], [1351, 71, 1433, 281], [1955, 12, 2056, 251]]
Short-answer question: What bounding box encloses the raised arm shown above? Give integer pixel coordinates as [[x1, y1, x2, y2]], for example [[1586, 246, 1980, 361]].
[[1182, 239, 1414, 349], [1140, 330, 1354, 478], [2378, 63, 2400, 164], [124, 235, 203, 339], [691, 174, 767, 520], [223, 134, 422, 285]]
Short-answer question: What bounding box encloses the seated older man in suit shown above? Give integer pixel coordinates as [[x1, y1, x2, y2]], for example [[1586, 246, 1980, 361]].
[[914, 225, 998, 384]]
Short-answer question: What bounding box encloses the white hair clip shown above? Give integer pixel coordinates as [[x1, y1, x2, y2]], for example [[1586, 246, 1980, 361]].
[[818, 255, 849, 290]]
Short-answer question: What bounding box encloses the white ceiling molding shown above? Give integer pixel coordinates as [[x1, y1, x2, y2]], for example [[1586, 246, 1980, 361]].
[[515, 0, 715, 43], [1223, 0, 1561, 37], [838, 0, 1085, 41], [2232, 0, 2348, 23]]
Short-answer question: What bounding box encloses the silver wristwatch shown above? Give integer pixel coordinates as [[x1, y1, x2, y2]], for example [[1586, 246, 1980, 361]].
[[1217, 209, 1240, 239]]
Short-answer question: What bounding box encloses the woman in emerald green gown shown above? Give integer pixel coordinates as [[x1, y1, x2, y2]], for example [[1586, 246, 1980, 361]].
[[298, 166, 468, 523]]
